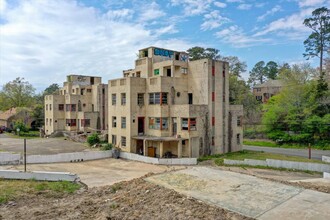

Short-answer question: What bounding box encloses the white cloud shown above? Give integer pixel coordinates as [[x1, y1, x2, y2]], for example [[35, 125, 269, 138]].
[[214, 1, 227, 8], [0, 0, 6, 14], [257, 5, 281, 21], [153, 24, 178, 36], [201, 10, 229, 30], [254, 8, 312, 39], [170, 0, 213, 16], [298, 0, 328, 7], [237, 4, 252, 10], [138, 2, 165, 22], [0, 0, 188, 90], [105, 8, 134, 21], [216, 25, 270, 48], [226, 0, 244, 3]]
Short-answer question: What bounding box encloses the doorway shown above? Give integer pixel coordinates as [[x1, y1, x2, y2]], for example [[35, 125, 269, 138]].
[[138, 117, 145, 135]]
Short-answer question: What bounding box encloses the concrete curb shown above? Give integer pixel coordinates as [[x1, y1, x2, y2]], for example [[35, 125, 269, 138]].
[[0, 170, 79, 182], [120, 152, 197, 165]]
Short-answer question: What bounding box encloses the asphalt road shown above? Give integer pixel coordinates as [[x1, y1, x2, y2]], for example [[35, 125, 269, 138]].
[[243, 145, 330, 160]]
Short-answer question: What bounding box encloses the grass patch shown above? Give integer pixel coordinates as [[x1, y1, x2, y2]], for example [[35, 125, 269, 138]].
[[0, 179, 80, 204], [7, 131, 40, 139], [198, 150, 326, 164], [243, 139, 330, 150]]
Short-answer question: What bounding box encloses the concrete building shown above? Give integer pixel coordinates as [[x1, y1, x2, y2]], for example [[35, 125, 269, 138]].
[[253, 80, 283, 103], [44, 75, 108, 135], [108, 47, 243, 158], [0, 108, 34, 130]]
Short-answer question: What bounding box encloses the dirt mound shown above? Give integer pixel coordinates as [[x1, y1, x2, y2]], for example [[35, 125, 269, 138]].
[[0, 174, 251, 220]]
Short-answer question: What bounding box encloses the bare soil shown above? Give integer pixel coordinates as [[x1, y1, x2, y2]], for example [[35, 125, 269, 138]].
[[199, 161, 330, 194], [0, 174, 251, 220]]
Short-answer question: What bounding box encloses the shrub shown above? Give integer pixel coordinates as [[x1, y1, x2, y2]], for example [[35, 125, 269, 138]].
[[101, 143, 113, 151], [87, 133, 100, 146]]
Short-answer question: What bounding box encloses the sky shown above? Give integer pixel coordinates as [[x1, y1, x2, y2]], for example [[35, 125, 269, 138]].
[[0, 0, 329, 92]]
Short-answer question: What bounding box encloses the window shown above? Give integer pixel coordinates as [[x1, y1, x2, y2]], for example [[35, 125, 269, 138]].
[[149, 117, 160, 130], [212, 137, 215, 146], [190, 118, 196, 131], [212, 117, 215, 126], [237, 117, 241, 126], [49, 104, 52, 111], [181, 118, 196, 131], [154, 69, 159, 75], [112, 135, 117, 145], [87, 89, 92, 93], [58, 104, 64, 111], [212, 92, 215, 102], [121, 93, 126, 105], [46, 118, 48, 126], [137, 93, 144, 106], [136, 71, 141, 77], [162, 93, 168, 104], [50, 119, 52, 126], [149, 93, 167, 104], [121, 136, 126, 147], [212, 66, 215, 76], [188, 93, 193, 104], [66, 119, 76, 127], [181, 68, 188, 74], [162, 118, 168, 130], [121, 117, 126, 129], [112, 117, 117, 127], [112, 94, 116, 105], [256, 88, 261, 92], [81, 119, 90, 127], [237, 134, 241, 145], [181, 118, 188, 130], [65, 104, 76, 112], [78, 100, 82, 111], [46, 104, 48, 111], [256, 96, 262, 101]]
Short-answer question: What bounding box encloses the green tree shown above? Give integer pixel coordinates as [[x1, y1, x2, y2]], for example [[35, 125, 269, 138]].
[[44, 83, 60, 95], [303, 7, 330, 74], [264, 61, 278, 79], [221, 56, 247, 77], [248, 61, 266, 85], [0, 77, 36, 110], [187, 46, 220, 60]]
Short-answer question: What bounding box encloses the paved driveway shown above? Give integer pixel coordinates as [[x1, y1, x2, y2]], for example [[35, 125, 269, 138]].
[[146, 167, 330, 220], [0, 133, 90, 155], [3, 158, 183, 187]]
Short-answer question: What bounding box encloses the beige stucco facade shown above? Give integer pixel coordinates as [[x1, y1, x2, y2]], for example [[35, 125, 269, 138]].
[[253, 80, 283, 103], [108, 47, 243, 158], [44, 75, 108, 135]]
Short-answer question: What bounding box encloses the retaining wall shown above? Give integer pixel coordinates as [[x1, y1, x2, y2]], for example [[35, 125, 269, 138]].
[[0, 152, 20, 165], [0, 170, 79, 182], [322, 156, 330, 163], [0, 151, 112, 165], [224, 159, 330, 173], [120, 152, 197, 165]]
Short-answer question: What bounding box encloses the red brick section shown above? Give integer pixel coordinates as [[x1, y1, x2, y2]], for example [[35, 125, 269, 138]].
[[212, 66, 215, 76]]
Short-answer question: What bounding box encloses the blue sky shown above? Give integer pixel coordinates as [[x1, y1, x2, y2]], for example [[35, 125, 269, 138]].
[[0, 0, 329, 92]]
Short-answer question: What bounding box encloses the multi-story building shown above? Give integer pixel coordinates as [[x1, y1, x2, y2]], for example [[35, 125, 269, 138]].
[[253, 80, 283, 103], [108, 47, 243, 158], [44, 75, 108, 135]]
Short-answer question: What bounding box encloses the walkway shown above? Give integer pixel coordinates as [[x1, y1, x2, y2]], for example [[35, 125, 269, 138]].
[[243, 145, 330, 160], [146, 167, 330, 220]]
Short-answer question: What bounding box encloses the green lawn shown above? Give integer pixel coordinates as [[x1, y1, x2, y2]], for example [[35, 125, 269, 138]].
[[0, 179, 81, 204], [198, 150, 326, 167], [6, 131, 40, 139], [243, 139, 330, 150]]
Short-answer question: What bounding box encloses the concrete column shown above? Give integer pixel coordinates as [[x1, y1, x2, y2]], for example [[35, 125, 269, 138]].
[[143, 139, 148, 156], [160, 141, 164, 158], [178, 140, 182, 158], [188, 138, 192, 158]]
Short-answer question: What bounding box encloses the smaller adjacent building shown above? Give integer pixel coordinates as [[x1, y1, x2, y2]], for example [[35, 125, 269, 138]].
[[44, 75, 108, 135], [0, 108, 34, 130], [253, 80, 283, 103]]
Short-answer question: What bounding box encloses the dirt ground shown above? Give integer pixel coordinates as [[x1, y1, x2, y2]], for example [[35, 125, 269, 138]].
[[0, 174, 251, 220]]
